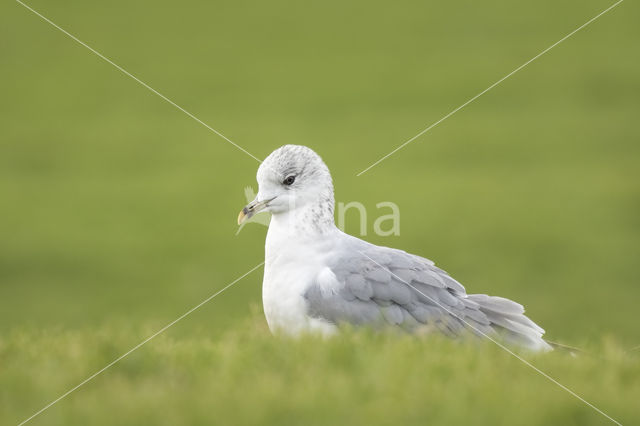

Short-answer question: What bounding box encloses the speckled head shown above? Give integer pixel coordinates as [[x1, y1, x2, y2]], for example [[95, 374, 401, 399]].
[[238, 145, 335, 225]]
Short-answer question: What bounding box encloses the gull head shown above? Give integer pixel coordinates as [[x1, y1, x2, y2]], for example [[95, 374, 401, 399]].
[[238, 145, 334, 225]]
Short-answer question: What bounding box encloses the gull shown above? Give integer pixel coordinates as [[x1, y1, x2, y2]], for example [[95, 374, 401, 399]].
[[238, 145, 551, 351]]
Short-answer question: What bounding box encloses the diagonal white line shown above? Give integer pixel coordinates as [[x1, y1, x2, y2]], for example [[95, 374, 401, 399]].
[[16, 0, 262, 164], [356, 0, 624, 176], [16, 261, 265, 426], [359, 251, 622, 425]]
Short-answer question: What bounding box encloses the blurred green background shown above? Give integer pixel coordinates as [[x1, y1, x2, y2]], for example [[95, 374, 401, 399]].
[[1, 0, 639, 424]]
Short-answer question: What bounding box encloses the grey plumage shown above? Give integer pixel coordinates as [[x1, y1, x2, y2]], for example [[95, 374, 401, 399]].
[[304, 234, 549, 350]]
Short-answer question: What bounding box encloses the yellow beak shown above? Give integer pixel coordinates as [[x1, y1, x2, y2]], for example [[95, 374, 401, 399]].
[[237, 207, 250, 225], [237, 197, 275, 225]]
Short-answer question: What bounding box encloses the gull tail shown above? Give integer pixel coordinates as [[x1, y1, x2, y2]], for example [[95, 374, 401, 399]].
[[467, 294, 552, 352]]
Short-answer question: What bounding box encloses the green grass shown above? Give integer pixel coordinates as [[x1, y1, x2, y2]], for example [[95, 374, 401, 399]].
[[2, 315, 639, 426], [1, 0, 639, 423]]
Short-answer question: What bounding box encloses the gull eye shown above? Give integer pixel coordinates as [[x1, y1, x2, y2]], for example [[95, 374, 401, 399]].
[[282, 175, 296, 186]]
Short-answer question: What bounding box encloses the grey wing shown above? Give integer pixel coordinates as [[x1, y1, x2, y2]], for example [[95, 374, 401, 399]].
[[304, 243, 494, 337]]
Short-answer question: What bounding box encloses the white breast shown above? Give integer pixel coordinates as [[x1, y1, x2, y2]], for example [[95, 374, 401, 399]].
[[262, 222, 337, 336]]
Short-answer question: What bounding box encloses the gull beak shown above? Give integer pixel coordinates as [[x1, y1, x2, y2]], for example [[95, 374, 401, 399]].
[[237, 197, 275, 225]]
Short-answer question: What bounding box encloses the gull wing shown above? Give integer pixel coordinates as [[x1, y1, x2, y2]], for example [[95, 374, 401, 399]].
[[304, 236, 549, 350]]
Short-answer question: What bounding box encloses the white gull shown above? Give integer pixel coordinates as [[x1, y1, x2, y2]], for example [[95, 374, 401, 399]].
[[238, 145, 551, 351]]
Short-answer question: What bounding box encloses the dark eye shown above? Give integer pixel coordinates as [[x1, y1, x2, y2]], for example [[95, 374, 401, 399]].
[[282, 175, 296, 186]]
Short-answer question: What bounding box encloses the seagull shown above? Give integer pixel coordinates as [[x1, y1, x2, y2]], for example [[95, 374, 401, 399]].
[[238, 145, 551, 351]]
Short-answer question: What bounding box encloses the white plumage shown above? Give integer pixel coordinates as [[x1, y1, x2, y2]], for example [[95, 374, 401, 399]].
[[238, 145, 551, 351]]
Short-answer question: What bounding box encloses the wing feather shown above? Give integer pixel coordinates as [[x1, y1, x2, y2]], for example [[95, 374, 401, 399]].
[[303, 240, 549, 350]]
